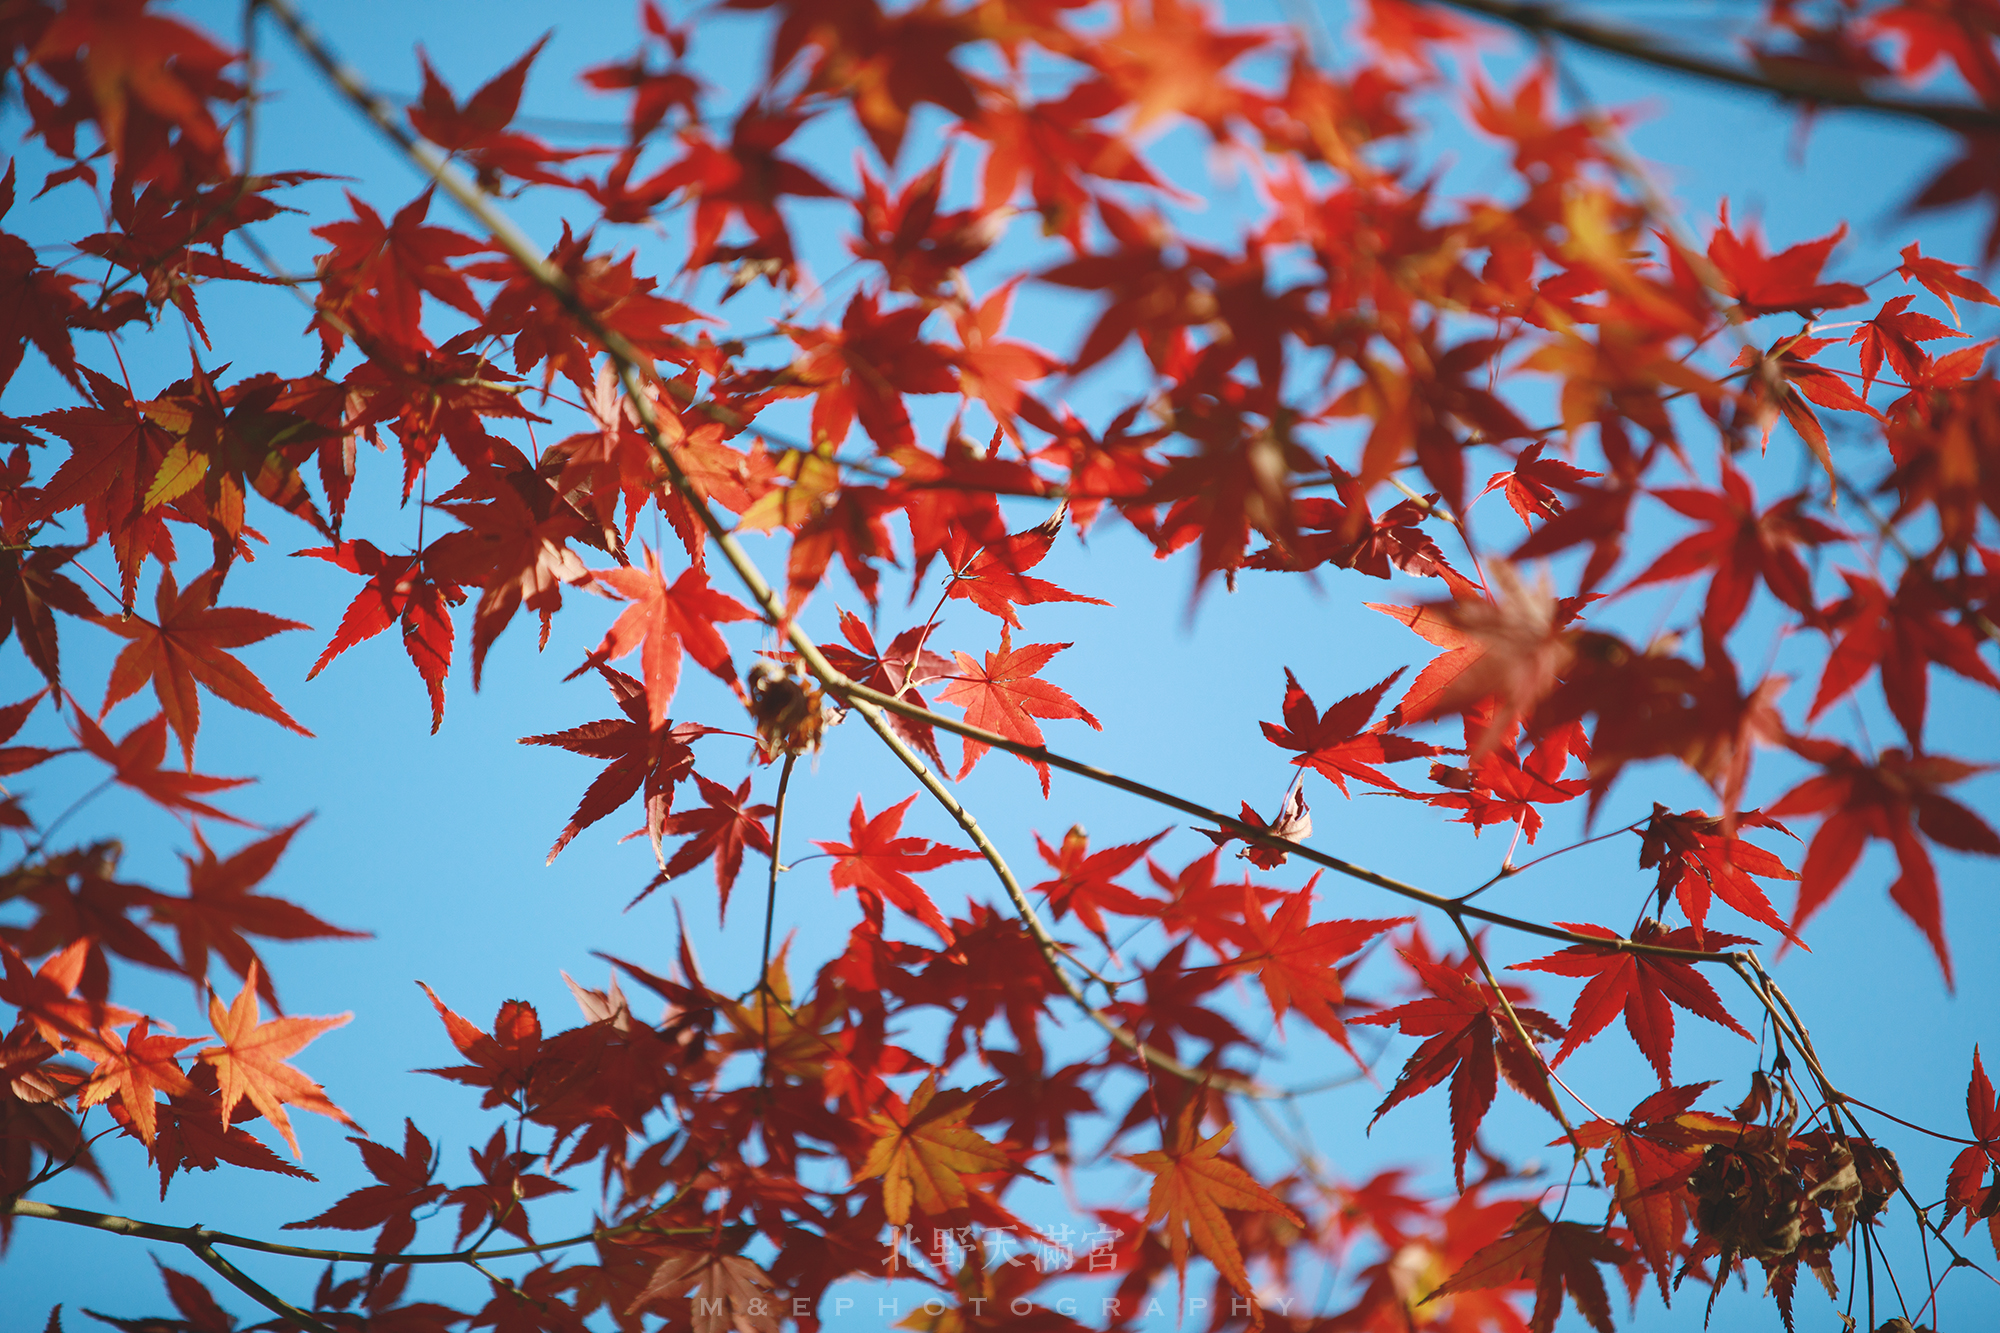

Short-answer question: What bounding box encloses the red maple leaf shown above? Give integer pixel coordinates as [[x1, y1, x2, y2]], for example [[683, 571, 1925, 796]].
[[340, 337, 543, 492], [1944, 1049, 2000, 1246], [0, 541, 98, 688], [952, 281, 1059, 432], [0, 164, 91, 393], [1422, 710, 1590, 843], [149, 819, 366, 1005], [1145, 849, 1278, 953], [1330, 1187, 1533, 1330], [1392, 565, 1589, 751], [851, 162, 1004, 301], [414, 984, 545, 1111], [310, 188, 486, 356], [885, 433, 1018, 585], [95, 565, 310, 764], [423, 443, 598, 688], [1732, 335, 1880, 483], [1246, 477, 1473, 592], [299, 539, 466, 734], [784, 289, 959, 453], [973, 82, 1166, 241], [1218, 879, 1407, 1056], [544, 365, 670, 551], [1027, 825, 1167, 952], [131, 1264, 237, 1333], [1025, 400, 1165, 535], [520, 667, 704, 864], [1705, 205, 1869, 316], [1810, 565, 2000, 748], [817, 608, 952, 770], [780, 480, 902, 614], [407, 38, 582, 191], [73, 1016, 196, 1146], [1897, 240, 2000, 323], [576, 4, 700, 142], [131, 1061, 318, 1201], [443, 1124, 570, 1244], [469, 225, 709, 400], [568, 548, 756, 732], [1768, 739, 2000, 986], [1261, 666, 1437, 795], [28, 368, 190, 605], [0, 688, 66, 780], [1125, 1116, 1303, 1302], [638, 773, 774, 920], [283, 1117, 446, 1256], [626, 107, 839, 271], [855, 1073, 1014, 1226], [1477, 439, 1603, 529], [815, 795, 979, 943], [0, 938, 138, 1049], [71, 707, 250, 825], [1136, 389, 1319, 588], [937, 628, 1101, 795], [1353, 948, 1565, 1187], [630, 1250, 778, 1333], [1625, 462, 1841, 643], [942, 508, 1109, 629], [1569, 1083, 1742, 1300], [1637, 805, 1801, 944], [1511, 426, 1655, 594], [1428, 1205, 1636, 1333], [1849, 293, 1964, 395], [27, 0, 235, 178], [1514, 920, 1753, 1087]]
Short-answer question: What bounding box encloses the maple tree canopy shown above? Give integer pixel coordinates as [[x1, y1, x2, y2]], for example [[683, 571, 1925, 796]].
[[6, 1, 2000, 1331]]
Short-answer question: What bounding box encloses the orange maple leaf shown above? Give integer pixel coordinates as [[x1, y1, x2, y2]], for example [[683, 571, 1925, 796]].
[[74, 1016, 196, 1146], [855, 1073, 1013, 1226], [1126, 1119, 1302, 1305], [197, 961, 356, 1157]]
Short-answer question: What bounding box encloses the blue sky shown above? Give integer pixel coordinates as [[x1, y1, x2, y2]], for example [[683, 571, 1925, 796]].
[[4, 2, 1999, 1329]]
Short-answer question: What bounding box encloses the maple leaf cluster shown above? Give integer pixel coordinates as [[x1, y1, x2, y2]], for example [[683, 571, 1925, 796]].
[[3, 0, 2000, 1331]]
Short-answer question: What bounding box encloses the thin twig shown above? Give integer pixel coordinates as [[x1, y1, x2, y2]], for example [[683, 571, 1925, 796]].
[[1448, 914, 1593, 1156], [1454, 816, 1649, 904], [759, 751, 797, 1094]]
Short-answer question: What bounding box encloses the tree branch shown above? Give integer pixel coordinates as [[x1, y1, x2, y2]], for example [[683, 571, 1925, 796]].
[[3, 1196, 712, 1267], [6, 1198, 336, 1333], [1426, 0, 2000, 133]]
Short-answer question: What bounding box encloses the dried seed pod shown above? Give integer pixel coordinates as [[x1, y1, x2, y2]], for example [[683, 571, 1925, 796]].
[[1691, 1130, 1803, 1265], [746, 660, 841, 757]]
